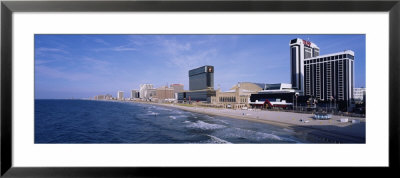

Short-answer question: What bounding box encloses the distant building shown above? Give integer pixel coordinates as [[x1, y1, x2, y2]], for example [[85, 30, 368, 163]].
[[170, 84, 184, 93], [354, 88, 366, 101], [156, 86, 175, 100], [249, 83, 299, 109], [178, 65, 216, 103], [147, 89, 157, 100], [189, 65, 214, 90], [139, 84, 154, 99], [131, 90, 140, 99], [105, 94, 112, 100], [210, 82, 260, 109], [97, 95, 105, 100], [117, 91, 124, 100], [178, 89, 216, 103]]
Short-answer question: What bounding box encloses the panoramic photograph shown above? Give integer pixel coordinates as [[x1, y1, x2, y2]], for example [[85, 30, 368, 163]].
[[34, 34, 366, 144]]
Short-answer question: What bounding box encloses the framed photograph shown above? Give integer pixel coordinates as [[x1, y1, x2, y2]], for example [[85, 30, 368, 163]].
[[1, 0, 399, 177]]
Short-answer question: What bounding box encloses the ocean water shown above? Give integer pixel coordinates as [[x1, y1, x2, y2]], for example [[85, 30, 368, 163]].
[[35, 99, 309, 143]]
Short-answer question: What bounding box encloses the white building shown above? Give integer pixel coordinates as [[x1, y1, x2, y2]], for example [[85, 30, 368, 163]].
[[354, 87, 366, 101], [289, 38, 320, 95], [131, 90, 139, 99], [139, 84, 154, 99], [304, 50, 355, 102], [117, 91, 124, 100]]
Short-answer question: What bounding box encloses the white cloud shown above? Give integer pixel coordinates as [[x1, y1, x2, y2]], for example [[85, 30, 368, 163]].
[[36, 47, 68, 54], [93, 38, 110, 46], [92, 45, 137, 52]]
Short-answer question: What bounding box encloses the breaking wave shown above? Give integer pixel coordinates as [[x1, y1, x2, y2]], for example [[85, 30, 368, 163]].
[[205, 134, 232, 144], [224, 128, 284, 141], [186, 121, 226, 130]]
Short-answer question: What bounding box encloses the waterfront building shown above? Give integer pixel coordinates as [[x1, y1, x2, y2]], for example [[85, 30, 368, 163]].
[[131, 90, 140, 99], [178, 65, 216, 103], [156, 86, 175, 100], [146, 88, 157, 100], [231, 82, 263, 91], [139, 84, 154, 99], [178, 89, 216, 103], [290, 38, 320, 94], [210, 82, 261, 109], [105, 94, 112, 100], [189, 65, 214, 90], [353, 87, 366, 102], [170, 84, 184, 93], [303, 50, 355, 105], [290, 38, 355, 111], [117, 91, 124, 100], [97, 95, 105, 100], [249, 83, 303, 109]]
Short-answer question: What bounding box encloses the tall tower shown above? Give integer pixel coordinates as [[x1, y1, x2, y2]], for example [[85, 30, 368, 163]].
[[289, 38, 320, 95], [117, 91, 124, 100], [188, 65, 214, 91]]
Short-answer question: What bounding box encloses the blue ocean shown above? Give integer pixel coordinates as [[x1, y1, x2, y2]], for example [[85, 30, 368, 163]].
[[35, 99, 309, 143]]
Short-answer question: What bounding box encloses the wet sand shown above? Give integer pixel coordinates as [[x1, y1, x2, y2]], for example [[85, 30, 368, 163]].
[[150, 103, 366, 143]]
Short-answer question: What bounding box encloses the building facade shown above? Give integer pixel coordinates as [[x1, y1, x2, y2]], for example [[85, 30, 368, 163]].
[[178, 89, 216, 103], [248, 83, 301, 109], [170, 84, 184, 94], [178, 65, 216, 103], [353, 87, 366, 102], [156, 86, 175, 100], [117, 91, 124, 100], [303, 50, 355, 103], [139, 84, 154, 99], [189, 65, 214, 90], [131, 90, 140, 99], [210, 82, 261, 109], [105, 94, 112, 100], [290, 38, 320, 94]]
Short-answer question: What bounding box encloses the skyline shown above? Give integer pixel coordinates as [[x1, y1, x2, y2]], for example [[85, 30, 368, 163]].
[[34, 34, 366, 99]]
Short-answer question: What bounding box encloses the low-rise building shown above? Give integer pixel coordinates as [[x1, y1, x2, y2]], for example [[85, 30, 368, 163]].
[[210, 82, 261, 109], [353, 88, 366, 102], [156, 86, 175, 100], [170, 84, 184, 94], [131, 90, 140, 99], [249, 83, 303, 109], [178, 89, 216, 103]]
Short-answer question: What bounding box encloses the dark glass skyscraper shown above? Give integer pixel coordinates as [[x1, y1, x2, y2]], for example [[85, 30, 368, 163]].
[[189, 65, 214, 90]]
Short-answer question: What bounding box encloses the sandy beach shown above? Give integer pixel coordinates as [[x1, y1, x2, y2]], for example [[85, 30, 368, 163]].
[[145, 102, 366, 143]]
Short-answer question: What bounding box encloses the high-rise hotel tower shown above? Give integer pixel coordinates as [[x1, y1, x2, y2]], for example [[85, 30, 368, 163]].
[[304, 50, 355, 102], [189, 65, 214, 90], [290, 38, 355, 105], [289, 38, 320, 94]]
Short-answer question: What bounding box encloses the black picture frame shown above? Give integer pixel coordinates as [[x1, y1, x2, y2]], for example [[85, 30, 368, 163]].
[[1, 0, 399, 177]]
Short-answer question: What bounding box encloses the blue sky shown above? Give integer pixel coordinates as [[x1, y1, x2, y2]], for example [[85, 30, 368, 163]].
[[35, 34, 365, 99]]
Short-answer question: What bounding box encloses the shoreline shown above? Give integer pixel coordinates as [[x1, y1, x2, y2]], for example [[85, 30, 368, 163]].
[[72, 99, 366, 143], [143, 102, 366, 143]]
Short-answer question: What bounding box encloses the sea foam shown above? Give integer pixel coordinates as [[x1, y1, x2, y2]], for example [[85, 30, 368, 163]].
[[206, 134, 232, 144], [186, 121, 226, 130]]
